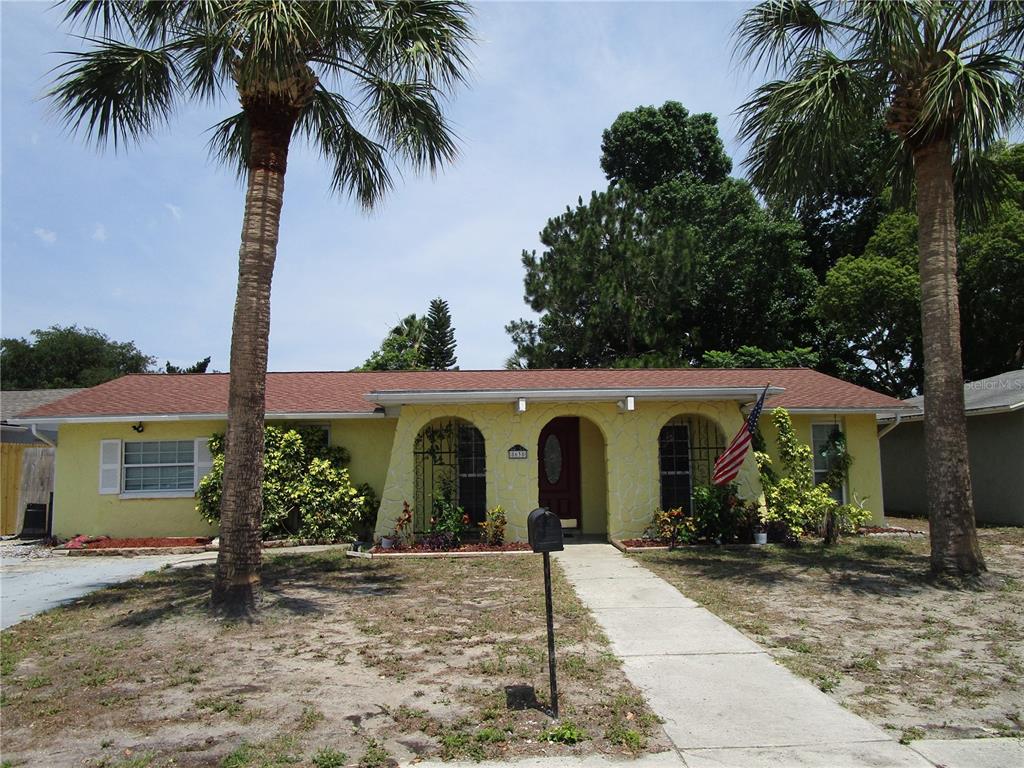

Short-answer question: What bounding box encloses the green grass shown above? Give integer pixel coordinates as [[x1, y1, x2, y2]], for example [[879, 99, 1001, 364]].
[[221, 736, 300, 768], [311, 748, 348, 768], [540, 720, 587, 744], [357, 740, 390, 768]]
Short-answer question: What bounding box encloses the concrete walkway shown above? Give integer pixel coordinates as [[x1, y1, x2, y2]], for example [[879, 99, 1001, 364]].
[[418, 545, 1023, 768], [0, 544, 353, 630], [555, 543, 933, 768], [0, 551, 217, 629]]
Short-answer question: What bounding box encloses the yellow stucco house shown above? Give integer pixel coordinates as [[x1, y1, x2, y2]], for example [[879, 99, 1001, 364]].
[[12, 369, 906, 541]]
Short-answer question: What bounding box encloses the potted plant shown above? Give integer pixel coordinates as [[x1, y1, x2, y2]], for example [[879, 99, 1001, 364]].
[[753, 523, 768, 546]]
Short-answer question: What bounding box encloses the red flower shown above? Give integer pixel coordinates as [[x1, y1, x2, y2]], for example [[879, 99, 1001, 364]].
[[462, 514, 470, 525]]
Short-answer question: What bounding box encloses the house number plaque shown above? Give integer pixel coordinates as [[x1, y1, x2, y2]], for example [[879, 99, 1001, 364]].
[[508, 444, 528, 460]]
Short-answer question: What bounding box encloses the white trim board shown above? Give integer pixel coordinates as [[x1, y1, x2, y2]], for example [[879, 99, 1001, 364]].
[[369, 386, 785, 406]]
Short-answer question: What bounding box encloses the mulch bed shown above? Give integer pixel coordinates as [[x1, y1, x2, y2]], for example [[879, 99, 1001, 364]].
[[619, 538, 671, 549], [63, 535, 212, 550], [857, 526, 926, 537], [372, 541, 531, 554]]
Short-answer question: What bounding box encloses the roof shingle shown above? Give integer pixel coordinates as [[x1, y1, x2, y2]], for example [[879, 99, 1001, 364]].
[[15, 369, 906, 420]]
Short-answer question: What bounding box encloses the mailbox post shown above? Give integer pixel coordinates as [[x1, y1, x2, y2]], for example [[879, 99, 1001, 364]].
[[528, 507, 564, 718]]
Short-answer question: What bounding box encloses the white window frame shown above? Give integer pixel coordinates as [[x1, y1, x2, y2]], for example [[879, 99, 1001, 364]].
[[98, 437, 212, 499], [811, 422, 847, 504]]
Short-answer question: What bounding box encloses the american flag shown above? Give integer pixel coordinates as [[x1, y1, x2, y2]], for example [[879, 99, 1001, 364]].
[[712, 385, 769, 486]]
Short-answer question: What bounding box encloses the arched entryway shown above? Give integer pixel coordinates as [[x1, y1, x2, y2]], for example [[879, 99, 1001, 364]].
[[537, 416, 607, 536], [658, 414, 727, 513], [413, 417, 486, 532]]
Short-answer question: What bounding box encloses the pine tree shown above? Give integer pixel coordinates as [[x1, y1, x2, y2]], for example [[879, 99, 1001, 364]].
[[422, 298, 458, 370]]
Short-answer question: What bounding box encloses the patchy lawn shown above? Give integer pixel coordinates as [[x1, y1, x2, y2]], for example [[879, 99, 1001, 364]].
[[0, 551, 667, 767], [636, 519, 1024, 743]]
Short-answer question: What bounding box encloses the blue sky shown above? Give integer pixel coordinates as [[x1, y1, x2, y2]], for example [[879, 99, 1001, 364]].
[[1, 1, 756, 372]]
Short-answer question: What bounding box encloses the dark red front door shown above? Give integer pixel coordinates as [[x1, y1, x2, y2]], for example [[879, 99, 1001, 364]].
[[538, 417, 581, 527]]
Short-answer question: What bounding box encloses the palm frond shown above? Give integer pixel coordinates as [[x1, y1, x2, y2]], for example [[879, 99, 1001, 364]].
[[297, 87, 393, 209], [52, 0, 474, 208], [920, 50, 1024, 149], [48, 37, 179, 148], [59, 1, 138, 37], [171, 31, 237, 102], [229, 0, 318, 89], [360, 0, 475, 91], [954, 144, 1006, 225], [733, 0, 835, 73], [365, 78, 458, 172], [60, 0, 184, 46], [738, 50, 879, 201], [839, 0, 927, 77], [207, 110, 251, 180]]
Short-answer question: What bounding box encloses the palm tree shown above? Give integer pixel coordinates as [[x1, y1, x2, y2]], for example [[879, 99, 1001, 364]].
[[735, 1, 1023, 577], [389, 313, 427, 350], [51, 1, 474, 610]]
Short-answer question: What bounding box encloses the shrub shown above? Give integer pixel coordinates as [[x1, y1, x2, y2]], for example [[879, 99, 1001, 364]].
[[691, 483, 747, 543], [196, 426, 365, 541], [832, 498, 873, 535], [424, 476, 467, 550], [645, 508, 695, 546], [479, 505, 507, 545], [352, 484, 379, 542], [755, 408, 838, 542]]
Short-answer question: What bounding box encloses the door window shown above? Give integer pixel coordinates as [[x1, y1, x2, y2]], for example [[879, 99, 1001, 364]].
[[543, 433, 562, 484]]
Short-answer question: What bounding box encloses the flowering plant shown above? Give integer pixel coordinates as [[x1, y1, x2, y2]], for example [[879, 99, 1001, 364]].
[[392, 501, 414, 547], [479, 505, 507, 545], [645, 508, 695, 547]]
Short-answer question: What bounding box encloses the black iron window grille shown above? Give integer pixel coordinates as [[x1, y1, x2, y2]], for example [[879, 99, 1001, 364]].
[[658, 415, 727, 513], [413, 418, 486, 532]]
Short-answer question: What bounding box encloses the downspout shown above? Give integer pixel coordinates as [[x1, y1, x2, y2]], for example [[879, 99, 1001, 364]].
[[30, 424, 56, 447], [877, 412, 903, 440]]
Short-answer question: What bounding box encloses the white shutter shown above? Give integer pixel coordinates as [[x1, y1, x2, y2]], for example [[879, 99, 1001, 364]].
[[194, 438, 213, 490], [99, 439, 122, 494]]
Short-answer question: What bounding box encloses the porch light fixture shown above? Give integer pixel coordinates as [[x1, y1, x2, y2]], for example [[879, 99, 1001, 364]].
[[515, 397, 528, 413], [131, 422, 145, 433], [617, 396, 635, 413]]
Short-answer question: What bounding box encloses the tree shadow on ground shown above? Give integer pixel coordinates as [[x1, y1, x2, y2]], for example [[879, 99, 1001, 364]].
[[55, 552, 406, 628], [640, 540, 937, 598]]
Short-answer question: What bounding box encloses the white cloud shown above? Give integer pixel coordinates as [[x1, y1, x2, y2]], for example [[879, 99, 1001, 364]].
[[33, 227, 57, 244], [92, 223, 107, 242], [164, 202, 183, 221]]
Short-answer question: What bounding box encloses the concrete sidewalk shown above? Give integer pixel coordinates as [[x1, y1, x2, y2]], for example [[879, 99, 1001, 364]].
[[555, 543, 932, 768], [0, 544, 350, 629]]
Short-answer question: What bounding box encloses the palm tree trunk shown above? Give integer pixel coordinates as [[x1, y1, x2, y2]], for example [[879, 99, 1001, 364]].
[[913, 139, 985, 577], [212, 111, 295, 611]]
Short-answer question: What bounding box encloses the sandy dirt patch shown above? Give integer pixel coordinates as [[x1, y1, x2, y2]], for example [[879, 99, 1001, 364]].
[[1, 550, 668, 767]]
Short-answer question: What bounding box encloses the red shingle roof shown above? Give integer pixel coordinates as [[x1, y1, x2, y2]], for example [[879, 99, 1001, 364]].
[[16, 369, 906, 420]]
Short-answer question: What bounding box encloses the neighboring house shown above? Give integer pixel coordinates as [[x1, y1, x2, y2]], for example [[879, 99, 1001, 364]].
[[11, 370, 906, 541], [879, 369, 1024, 526], [1, 389, 82, 535]]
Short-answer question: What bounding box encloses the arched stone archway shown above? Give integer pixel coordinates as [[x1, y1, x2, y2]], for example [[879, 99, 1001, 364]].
[[657, 413, 727, 513], [537, 415, 608, 537], [413, 417, 486, 532]]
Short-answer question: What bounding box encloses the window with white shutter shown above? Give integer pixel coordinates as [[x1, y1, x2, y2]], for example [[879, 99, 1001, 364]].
[[99, 439, 122, 494], [194, 438, 213, 489]]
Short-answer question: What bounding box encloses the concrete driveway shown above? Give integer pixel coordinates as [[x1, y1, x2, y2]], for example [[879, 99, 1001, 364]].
[[0, 545, 215, 630]]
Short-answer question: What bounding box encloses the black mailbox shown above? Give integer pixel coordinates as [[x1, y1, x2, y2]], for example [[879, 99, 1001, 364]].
[[528, 507, 564, 553]]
